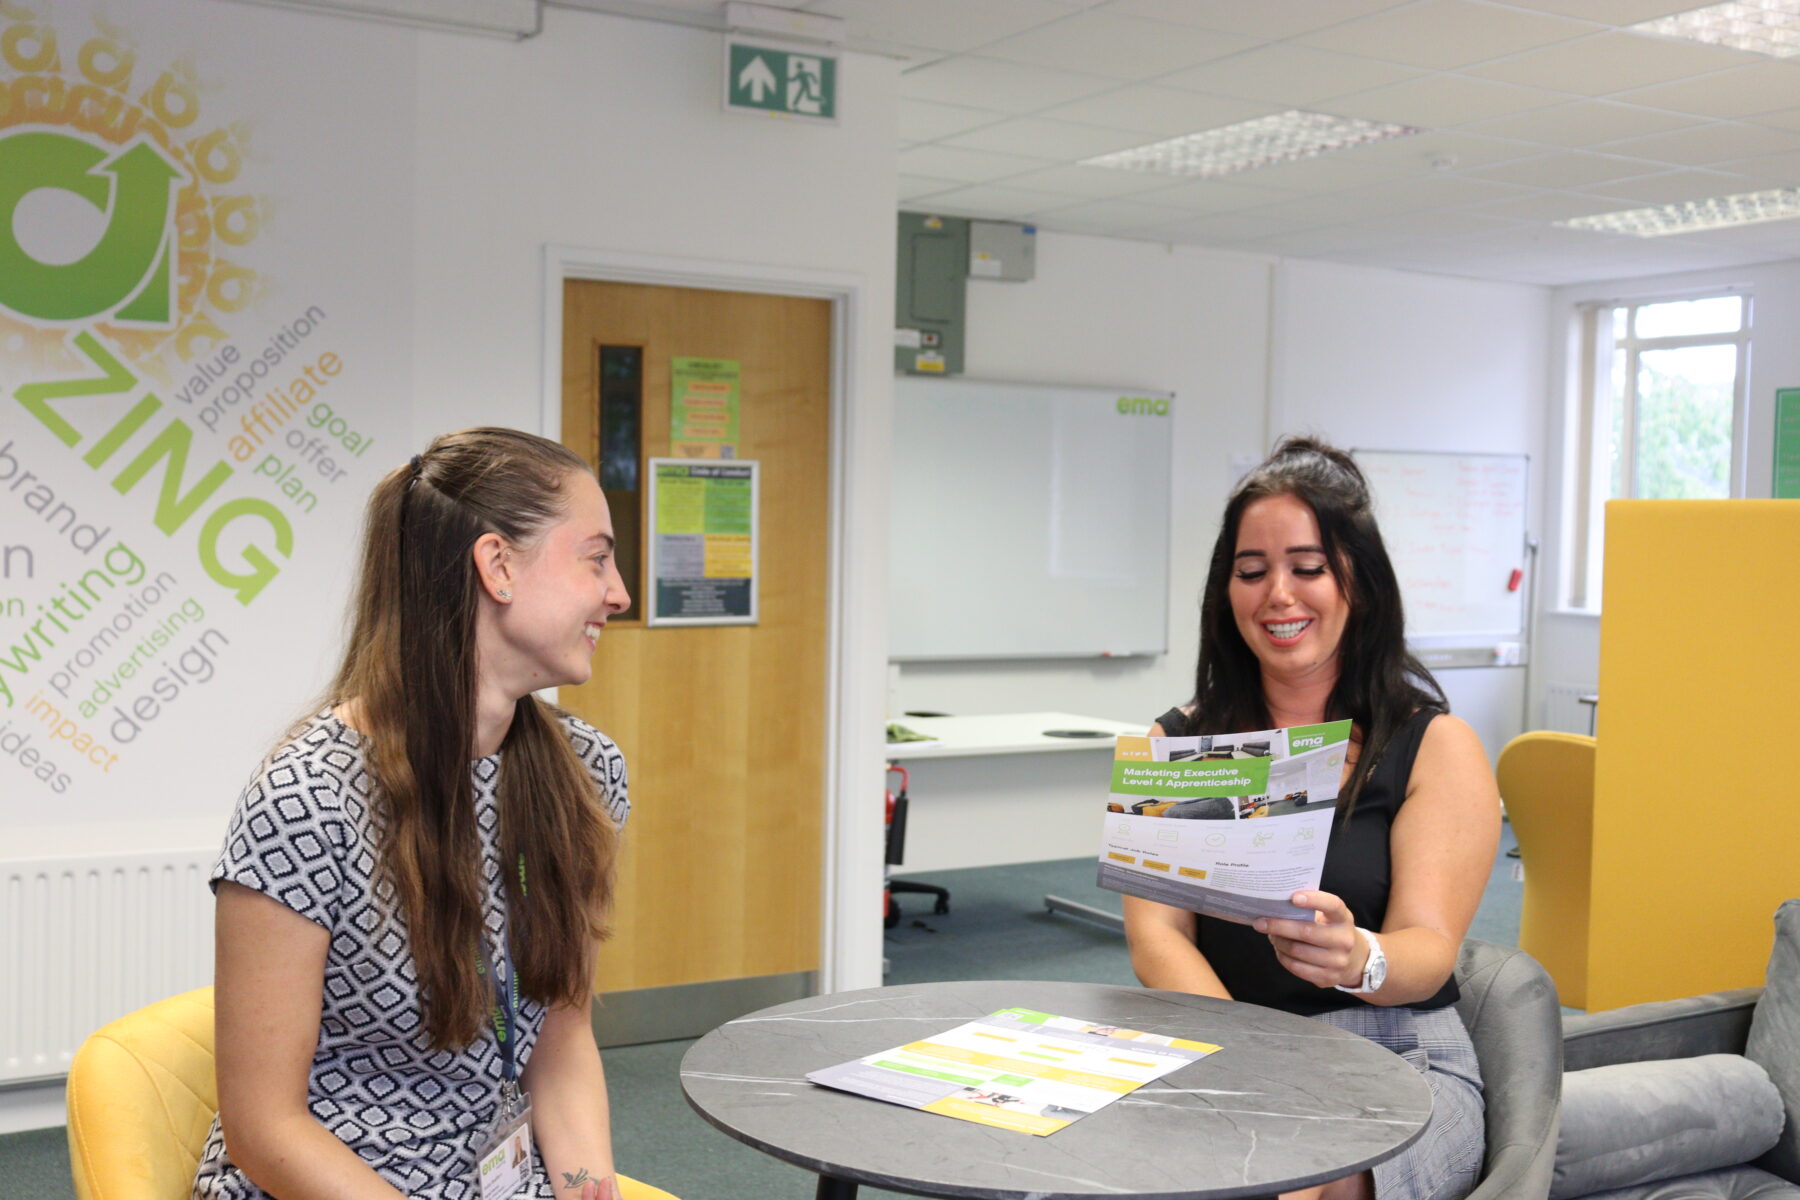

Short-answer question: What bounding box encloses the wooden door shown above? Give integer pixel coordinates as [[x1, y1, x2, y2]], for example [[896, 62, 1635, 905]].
[[560, 280, 830, 1003]]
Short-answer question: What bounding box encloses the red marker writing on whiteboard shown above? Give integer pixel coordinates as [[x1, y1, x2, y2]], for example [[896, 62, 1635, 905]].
[[1507, 568, 1523, 592]]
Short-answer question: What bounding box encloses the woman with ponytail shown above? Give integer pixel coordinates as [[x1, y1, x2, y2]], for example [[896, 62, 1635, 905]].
[[1124, 437, 1501, 1200], [196, 428, 638, 1200]]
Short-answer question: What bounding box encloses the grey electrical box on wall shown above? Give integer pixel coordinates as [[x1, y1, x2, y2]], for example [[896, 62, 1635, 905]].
[[895, 212, 967, 376], [970, 220, 1035, 282]]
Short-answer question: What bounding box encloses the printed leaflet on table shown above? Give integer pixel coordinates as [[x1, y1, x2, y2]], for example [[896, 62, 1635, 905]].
[[806, 1008, 1219, 1136], [1096, 720, 1354, 924]]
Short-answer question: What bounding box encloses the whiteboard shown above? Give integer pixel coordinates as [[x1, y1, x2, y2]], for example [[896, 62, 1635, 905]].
[[891, 376, 1172, 660], [1356, 450, 1530, 643]]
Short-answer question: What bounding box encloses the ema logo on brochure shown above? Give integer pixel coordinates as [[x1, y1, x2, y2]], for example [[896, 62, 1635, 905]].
[[1291, 735, 1326, 750]]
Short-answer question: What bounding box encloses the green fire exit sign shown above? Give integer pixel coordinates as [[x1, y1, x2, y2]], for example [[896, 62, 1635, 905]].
[[726, 40, 838, 122]]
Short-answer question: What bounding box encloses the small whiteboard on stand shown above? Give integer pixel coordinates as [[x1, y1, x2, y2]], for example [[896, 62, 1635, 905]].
[[646, 458, 759, 626]]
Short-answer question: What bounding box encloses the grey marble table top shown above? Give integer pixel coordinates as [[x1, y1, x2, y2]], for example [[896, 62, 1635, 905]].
[[680, 979, 1433, 1200]]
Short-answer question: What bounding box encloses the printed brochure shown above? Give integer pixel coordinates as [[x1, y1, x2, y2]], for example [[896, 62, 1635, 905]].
[[1096, 720, 1354, 924], [806, 1008, 1219, 1136]]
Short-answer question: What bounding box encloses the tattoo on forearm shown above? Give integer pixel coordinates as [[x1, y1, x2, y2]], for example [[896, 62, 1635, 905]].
[[561, 1167, 615, 1198]]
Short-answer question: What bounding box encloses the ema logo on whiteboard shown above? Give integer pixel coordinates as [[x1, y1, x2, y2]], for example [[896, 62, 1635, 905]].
[[1116, 396, 1169, 416]]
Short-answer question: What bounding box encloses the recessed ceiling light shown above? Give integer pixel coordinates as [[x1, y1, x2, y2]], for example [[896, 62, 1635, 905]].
[[1557, 188, 1800, 236], [1080, 110, 1422, 179], [1631, 1, 1800, 58]]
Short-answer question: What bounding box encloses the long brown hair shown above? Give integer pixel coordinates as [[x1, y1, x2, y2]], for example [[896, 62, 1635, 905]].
[[332, 427, 619, 1049]]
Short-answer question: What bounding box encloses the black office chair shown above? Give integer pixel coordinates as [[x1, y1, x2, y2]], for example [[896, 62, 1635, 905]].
[[885, 764, 949, 929]]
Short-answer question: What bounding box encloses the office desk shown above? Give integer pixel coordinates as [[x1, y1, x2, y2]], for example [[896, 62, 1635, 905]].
[[682, 978, 1431, 1200], [884, 713, 1141, 870]]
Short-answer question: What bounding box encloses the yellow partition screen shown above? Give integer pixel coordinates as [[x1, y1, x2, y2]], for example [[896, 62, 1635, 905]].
[[1590, 499, 1800, 1010]]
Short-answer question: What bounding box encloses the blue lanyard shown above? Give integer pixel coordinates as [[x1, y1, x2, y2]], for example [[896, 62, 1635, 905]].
[[477, 853, 527, 1112]]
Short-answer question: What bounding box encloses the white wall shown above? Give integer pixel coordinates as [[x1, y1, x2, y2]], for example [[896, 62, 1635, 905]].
[[893, 239, 1554, 765], [1537, 256, 1800, 728], [1272, 259, 1551, 761]]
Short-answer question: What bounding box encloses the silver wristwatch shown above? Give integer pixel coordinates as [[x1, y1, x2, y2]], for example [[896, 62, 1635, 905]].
[[1335, 927, 1387, 994]]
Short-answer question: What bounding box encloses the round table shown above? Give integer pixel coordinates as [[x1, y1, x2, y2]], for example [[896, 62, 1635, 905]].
[[680, 980, 1434, 1200]]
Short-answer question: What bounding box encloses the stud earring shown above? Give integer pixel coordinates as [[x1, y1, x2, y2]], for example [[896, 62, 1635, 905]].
[[497, 589, 512, 601]]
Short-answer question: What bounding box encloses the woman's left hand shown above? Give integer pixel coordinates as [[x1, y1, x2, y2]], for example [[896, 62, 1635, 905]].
[[1254, 891, 1367, 990]]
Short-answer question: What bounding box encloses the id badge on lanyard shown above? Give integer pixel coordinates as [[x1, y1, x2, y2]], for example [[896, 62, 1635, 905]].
[[471, 919, 533, 1199]]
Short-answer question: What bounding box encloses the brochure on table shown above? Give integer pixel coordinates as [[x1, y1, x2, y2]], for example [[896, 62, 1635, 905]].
[[1096, 720, 1353, 924], [807, 1008, 1219, 1137]]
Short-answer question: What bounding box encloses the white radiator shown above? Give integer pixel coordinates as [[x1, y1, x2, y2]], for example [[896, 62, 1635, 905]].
[[1, 850, 214, 1085], [1542, 681, 1599, 736]]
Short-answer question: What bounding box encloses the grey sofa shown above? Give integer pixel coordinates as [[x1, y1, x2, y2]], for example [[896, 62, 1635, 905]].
[[1456, 938, 1566, 1200], [1556, 899, 1799, 1200]]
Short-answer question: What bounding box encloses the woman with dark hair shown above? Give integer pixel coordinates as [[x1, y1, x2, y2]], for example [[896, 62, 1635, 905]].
[[1125, 436, 1501, 1200], [194, 428, 647, 1199]]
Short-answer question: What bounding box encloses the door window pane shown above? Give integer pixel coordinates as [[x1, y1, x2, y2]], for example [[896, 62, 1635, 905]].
[[1633, 344, 1735, 499]]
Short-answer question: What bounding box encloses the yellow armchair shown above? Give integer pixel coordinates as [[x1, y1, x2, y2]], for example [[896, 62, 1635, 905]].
[[1495, 730, 1594, 1010], [67, 986, 678, 1200]]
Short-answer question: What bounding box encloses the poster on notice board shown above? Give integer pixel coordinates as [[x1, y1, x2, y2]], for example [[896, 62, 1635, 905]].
[[646, 458, 757, 626]]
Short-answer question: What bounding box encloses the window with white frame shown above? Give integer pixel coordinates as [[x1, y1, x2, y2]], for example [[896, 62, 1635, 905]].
[[1566, 292, 1751, 609]]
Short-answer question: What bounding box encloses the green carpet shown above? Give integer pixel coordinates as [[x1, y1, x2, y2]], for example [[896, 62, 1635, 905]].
[[0, 829, 1525, 1200]]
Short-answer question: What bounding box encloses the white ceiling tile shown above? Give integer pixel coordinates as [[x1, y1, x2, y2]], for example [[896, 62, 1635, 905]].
[[1712, 150, 1800, 184], [1148, 211, 1320, 241], [899, 174, 965, 201], [1458, 189, 1646, 222], [1463, 101, 1702, 148], [1347, 209, 1528, 236], [1613, 62, 1800, 120], [1026, 197, 1196, 228], [1465, 30, 1758, 95], [1105, 0, 1407, 40], [941, 117, 1162, 159], [897, 143, 1057, 183], [1297, 0, 1597, 71], [1320, 75, 1569, 127], [1580, 168, 1753, 203], [1042, 85, 1279, 135], [1124, 176, 1302, 213], [804, 0, 1079, 54], [1000, 163, 1187, 198], [1490, 2, 1695, 30], [1467, 150, 1668, 189], [1251, 226, 1419, 255], [897, 99, 1007, 142], [898, 56, 1118, 113], [980, 11, 1256, 80], [1340, 174, 1541, 212], [1605, 122, 1800, 166], [1338, 129, 1542, 170], [1157, 44, 1420, 106], [1749, 108, 1800, 133], [908, 183, 1085, 220]]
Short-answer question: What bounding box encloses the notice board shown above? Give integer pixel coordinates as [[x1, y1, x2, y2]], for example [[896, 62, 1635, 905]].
[[1355, 450, 1530, 650]]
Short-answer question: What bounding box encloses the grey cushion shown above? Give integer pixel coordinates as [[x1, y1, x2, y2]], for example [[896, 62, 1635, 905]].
[[1748, 899, 1800, 1180], [1576, 1166, 1800, 1200], [1455, 940, 1563, 1200], [1551, 1055, 1785, 1200]]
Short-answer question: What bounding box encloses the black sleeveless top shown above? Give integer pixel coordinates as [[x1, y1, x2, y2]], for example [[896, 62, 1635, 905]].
[[1152, 705, 1459, 1016]]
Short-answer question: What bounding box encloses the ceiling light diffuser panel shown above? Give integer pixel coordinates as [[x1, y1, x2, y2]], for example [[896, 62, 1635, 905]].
[[1632, 1, 1800, 58], [1558, 187, 1800, 235], [1080, 110, 1422, 179]]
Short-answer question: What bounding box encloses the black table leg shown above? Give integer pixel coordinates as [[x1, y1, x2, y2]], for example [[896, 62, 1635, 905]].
[[815, 1174, 858, 1200]]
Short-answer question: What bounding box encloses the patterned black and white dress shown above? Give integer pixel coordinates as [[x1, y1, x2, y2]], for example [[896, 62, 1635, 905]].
[[192, 708, 628, 1200]]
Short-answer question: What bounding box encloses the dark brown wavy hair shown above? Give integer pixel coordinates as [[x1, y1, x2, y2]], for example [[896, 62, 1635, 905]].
[[331, 427, 619, 1049], [1191, 436, 1446, 812]]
